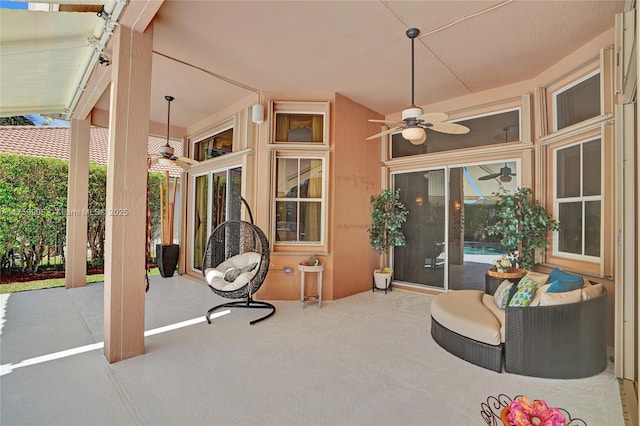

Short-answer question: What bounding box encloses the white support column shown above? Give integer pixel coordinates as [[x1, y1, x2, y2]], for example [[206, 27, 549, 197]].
[[103, 25, 152, 363], [65, 118, 90, 288]]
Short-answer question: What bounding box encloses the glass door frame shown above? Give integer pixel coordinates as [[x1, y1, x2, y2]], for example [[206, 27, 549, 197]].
[[189, 163, 243, 274]]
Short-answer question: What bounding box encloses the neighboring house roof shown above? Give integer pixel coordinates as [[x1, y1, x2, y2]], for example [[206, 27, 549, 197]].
[[0, 126, 183, 178]]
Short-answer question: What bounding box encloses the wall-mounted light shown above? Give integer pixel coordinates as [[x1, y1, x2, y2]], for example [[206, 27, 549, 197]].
[[453, 201, 462, 211], [415, 195, 423, 206], [252, 104, 264, 124]]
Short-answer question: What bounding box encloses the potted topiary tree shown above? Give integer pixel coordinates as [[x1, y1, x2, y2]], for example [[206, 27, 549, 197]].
[[485, 187, 560, 271], [368, 188, 408, 290]]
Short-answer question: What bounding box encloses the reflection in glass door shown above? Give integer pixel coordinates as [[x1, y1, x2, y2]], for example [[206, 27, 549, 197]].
[[191, 167, 242, 271], [393, 169, 447, 289]]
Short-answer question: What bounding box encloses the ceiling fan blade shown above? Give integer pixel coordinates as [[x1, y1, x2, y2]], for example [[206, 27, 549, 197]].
[[366, 125, 403, 140], [417, 112, 448, 124], [429, 121, 470, 134], [176, 156, 199, 165], [150, 158, 160, 166], [368, 119, 401, 124], [478, 173, 501, 181], [174, 159, 192, 170]]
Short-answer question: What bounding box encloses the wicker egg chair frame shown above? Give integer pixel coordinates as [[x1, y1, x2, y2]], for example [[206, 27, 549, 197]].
[[202, 198, 274, 325]]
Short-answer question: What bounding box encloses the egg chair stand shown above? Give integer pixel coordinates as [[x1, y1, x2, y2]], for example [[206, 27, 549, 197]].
[[202, 198, 274, 325]]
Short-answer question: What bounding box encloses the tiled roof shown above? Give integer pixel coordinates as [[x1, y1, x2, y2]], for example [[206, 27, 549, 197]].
[[0, 126, 183, 178]]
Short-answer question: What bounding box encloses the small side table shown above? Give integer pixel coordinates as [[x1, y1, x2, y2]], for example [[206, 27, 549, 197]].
[[298, 264, 324, 308], [485, 269, 526, 295]]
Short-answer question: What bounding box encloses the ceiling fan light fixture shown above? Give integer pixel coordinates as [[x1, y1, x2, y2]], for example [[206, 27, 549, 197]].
[[402, 126, 425, 143]]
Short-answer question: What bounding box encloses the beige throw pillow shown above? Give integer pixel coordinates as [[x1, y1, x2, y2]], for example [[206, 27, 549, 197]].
[[524, 271, 549, 286], [582, 283, 603, 300]]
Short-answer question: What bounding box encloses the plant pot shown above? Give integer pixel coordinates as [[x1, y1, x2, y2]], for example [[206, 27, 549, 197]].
[[373, 270, 392, 289], [156, 244, 179, 278]]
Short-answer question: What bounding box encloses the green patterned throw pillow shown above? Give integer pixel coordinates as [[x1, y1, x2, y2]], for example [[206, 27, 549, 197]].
[[507, 276, 538, 307]]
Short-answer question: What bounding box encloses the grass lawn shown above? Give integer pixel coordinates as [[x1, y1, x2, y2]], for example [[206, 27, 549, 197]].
[[0, 268, 161, 294]]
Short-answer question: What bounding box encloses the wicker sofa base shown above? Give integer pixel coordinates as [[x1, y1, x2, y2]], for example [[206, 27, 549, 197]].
[[431, 317, 503, 372]]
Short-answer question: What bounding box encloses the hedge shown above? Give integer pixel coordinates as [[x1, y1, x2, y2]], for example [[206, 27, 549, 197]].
[[0, 154, 164, 273]]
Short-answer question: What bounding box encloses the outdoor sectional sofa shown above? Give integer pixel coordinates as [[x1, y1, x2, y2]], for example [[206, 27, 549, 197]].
[[430, 269, 607, 379]]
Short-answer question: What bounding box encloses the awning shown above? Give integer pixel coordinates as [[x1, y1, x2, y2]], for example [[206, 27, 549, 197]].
[[0, 0, 124, 118]]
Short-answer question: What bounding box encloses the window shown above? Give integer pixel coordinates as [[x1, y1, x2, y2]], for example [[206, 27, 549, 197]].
[[391, 109, 520, 158], [274, 157, 324, 244], [193, 128, 233, 161], [554, 71, 600, 131], [191, 167, 242, 271], [274, 113, 323, 143], [269, 101, 330, 147], [554, 138, 601, 258]]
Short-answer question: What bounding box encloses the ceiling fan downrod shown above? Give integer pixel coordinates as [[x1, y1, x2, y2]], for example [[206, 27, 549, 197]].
[[406, 28, 420, 107], [165, 95, 174, 148]]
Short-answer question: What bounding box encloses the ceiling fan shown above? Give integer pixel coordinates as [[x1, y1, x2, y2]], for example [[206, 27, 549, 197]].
[[367, 28, 470, 145], [149, 96, 199, 171], [478, 163, 516, 182]]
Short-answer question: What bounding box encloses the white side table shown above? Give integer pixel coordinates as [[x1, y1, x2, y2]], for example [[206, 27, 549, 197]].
[[298, 264, 324, 308]]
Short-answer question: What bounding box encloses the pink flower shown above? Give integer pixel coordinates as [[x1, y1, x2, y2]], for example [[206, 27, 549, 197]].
[[507, 396, 567, 426]]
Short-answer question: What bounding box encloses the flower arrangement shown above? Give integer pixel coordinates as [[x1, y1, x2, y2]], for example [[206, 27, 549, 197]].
[[506, 396, 567, 426], [493, 255, 512, 271]]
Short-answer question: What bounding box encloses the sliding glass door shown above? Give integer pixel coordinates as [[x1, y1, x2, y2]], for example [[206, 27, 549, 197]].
[[393, 162, 518, 291], [191, 166, 242, 271], [393, 169, 447, 289]]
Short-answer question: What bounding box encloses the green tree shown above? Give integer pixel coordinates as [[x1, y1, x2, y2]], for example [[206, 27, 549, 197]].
[[0, 116, 35, 126], [484, 187, 560, 270], [368, 188, 409, 271], [87, 162, 106, 266], [0, 154, 67, 272]]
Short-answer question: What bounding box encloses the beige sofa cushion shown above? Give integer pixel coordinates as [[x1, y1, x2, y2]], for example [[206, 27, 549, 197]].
[[482, 294, 505, 343], [539, 288, 582, 306], [431, 290, 502, 346]]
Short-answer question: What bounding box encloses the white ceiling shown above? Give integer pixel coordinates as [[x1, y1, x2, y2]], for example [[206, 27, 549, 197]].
[[0, 0, 625, 130]]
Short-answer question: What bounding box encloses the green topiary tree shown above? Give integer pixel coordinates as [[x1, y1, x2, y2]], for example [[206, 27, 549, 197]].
[[484, 187, 560, 270], [368, 188, 409, 272]]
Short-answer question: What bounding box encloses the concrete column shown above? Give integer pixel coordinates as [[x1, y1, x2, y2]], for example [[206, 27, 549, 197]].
[[103, 25, 152, 363], [65, 118, 90, 288]]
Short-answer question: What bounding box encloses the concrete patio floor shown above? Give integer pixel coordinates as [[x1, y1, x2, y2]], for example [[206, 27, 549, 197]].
[[0, 274, 624, 426]]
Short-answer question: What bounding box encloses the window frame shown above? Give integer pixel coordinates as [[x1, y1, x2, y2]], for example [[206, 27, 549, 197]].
[[271, 151, 328, 252], [552, 69, 601, 132], [268, 101, 330, 149], [552, 136, 602, 262]]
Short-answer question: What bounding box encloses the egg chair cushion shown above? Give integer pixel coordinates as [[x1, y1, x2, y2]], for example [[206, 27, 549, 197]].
[[204, 252, 261, 292]]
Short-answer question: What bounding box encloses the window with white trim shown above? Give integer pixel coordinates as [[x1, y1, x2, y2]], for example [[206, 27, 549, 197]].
[[554, 138, 601, 259], [274, 156, 324, 244], [553, 71, 600, 131]]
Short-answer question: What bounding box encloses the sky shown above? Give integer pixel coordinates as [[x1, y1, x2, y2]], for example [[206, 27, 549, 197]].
[[27, 114, 70, 127], [0, 1, 27, 9]]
